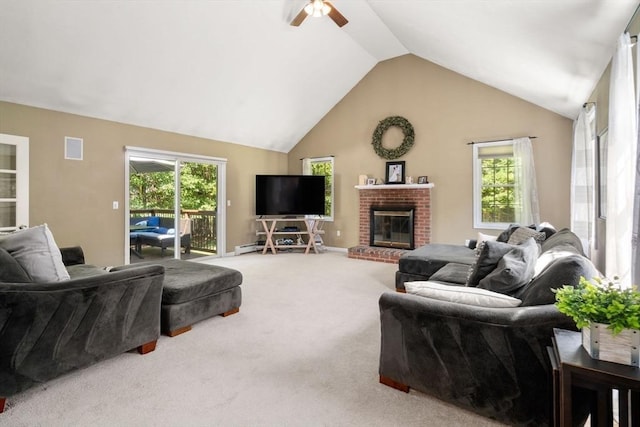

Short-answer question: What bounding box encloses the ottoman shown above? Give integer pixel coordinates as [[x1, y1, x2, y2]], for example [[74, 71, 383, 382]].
[[130, 259, 242, 336]]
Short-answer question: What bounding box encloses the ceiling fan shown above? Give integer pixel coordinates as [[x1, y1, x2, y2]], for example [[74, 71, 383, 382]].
[[291, 0, 348, 28]]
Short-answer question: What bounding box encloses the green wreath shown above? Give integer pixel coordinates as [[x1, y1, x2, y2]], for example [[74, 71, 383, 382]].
[[371, 116, 415, 159]]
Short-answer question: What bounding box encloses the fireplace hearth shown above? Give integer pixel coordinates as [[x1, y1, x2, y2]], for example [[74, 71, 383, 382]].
[[370, 206, 414, 250]]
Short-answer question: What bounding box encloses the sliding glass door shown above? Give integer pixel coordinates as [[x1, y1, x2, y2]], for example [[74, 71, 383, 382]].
[[125, 148, 226, 264]]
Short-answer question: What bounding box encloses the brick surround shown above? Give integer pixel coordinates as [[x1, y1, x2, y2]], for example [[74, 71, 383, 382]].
[[348, 184, 433, 263]]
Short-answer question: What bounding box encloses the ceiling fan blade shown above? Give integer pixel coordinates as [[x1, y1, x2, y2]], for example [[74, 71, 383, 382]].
[[290, 8, 308, 26], [325, 1, 348, 27]]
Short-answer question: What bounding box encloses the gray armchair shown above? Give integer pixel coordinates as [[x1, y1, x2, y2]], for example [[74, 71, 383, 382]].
[[0, 247, 164, 413], [379, 293, 576, 425]]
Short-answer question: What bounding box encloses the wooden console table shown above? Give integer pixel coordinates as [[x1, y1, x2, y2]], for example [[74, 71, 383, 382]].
[[256, 217, 324, 255], [550, 328, 640, 426]]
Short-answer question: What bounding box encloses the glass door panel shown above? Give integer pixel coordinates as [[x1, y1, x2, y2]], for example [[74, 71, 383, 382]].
[[129, 156, 177, 261], [0, 173, 16, 198], [0, 202, 16, 228], [180, 161, 218, 258]]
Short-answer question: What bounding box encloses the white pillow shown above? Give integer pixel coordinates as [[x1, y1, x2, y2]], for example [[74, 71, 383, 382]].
[[405, 281, 522, 308], [477, 232, 497, 248], [0, 224, 70, 282]]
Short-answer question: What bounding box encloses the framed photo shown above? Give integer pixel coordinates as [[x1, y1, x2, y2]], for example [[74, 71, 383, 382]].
[[385, 161, 405, 184], [597, 129, 608, 219], [417, 176, 428, 184], [366, 178, 376, 185]]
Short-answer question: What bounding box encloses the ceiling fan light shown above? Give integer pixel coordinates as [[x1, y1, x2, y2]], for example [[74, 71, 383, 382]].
[[304, 4, 314, 15], [322, 4, 331, 15]]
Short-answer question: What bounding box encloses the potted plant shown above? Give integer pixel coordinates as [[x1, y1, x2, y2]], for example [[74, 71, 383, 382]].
[[554, 276, 640, 366]]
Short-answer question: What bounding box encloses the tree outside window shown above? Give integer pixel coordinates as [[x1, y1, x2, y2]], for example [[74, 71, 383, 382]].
[[473, 141, 518, 229]]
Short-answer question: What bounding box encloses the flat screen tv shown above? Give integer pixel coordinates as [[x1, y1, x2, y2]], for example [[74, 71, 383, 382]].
[[255, 175, 325, 216]]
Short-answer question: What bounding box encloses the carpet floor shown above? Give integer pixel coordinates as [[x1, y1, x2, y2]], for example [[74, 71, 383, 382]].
[[3, 251, 506, 426]]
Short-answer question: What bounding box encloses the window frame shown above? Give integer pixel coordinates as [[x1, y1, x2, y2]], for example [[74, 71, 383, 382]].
[[472, 140, 516, 230], [304, 156, 334, 221]]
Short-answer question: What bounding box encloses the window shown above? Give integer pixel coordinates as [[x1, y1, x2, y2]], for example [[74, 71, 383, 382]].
[[303, 156, 334, 220], [473, 141, 518, 229]]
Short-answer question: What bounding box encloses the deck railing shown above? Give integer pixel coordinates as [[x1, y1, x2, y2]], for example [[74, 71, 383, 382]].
[[130, 209, 217, 253]]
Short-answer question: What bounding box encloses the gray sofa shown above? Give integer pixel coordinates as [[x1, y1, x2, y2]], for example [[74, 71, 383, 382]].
[[0, 246, 164, 414], [379, 227, 597, 426]]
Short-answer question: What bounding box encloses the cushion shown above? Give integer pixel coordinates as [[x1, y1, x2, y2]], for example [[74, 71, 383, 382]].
[[466, 240, 515, 287], [152, 227, 170, 234], [147, 216, 160, 227], [477, 232, 497, 250], [496, 224, 521, 242], [540, 228, 585, 255], [506, 226, 546, 245], [0, 224, 70, 282], [429, 263, 472, 284], [477, 237, 540, 296], [405, 281, 522, 308], [516, 254, 599, 306], [398, 244, 476, 277], [0, 247, 32, 282]]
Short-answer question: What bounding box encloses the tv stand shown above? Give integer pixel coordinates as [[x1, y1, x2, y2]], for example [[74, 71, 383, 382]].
[[256, 217, 324, 254]]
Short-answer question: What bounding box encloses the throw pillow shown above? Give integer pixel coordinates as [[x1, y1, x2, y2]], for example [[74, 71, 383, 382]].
[[466, 240, 515, 287], [476, 232, 497, 251], [405, 281, 522, 308], [0, 247, 32, 282], [517, 254, 598, 306], [477, 237, 540, 296], [0, 224, 70, 282], [507, 226, 546, 245], [540, 228, 585, 255]]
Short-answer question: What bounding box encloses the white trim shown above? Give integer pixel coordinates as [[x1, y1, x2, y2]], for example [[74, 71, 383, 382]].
[[355, 183, 434, 190], [0, 133, 29, 231]]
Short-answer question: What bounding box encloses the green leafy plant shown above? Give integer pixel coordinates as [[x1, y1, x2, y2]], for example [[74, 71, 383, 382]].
[[553, 276, 640, 334]]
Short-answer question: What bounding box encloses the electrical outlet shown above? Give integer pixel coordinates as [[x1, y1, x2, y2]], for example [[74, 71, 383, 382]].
[[112, 201, 119, 210], [337, 230, 341, 237]]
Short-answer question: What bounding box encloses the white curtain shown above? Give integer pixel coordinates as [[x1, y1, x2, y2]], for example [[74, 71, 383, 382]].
[[571, 105, 596, 257], [633, 36, 640, 287], [302, 158, 312, 175], [513, 137, 540, 225], [606, 32, 637, 287]]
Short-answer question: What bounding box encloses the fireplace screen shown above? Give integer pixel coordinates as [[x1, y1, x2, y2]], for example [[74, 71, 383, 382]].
[[370, 207, 415, 249]]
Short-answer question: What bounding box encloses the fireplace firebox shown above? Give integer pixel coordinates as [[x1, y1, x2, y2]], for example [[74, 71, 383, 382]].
[[370, 206, 415, 249]]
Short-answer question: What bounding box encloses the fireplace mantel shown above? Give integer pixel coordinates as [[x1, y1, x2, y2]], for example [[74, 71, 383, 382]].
[[354, 183, 434, 190]]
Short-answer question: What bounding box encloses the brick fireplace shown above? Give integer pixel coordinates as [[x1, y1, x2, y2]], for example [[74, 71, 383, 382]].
[[348, 183, 433, 263]]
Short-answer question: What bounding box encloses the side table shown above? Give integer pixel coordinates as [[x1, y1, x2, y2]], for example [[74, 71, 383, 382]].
[[550, 328, 640, 426]]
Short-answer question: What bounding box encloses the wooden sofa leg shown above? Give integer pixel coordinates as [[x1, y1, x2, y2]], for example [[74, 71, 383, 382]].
[[167, 325, 192, 337], [1, 397, 7, 413], [221, 307, 240, 317], [137, 340, 157, 355], [396, 288, 406, 293], [380, 375, 410, 393]]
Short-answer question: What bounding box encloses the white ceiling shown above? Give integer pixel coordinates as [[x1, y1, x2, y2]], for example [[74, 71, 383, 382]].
[[1, 0, 638, 153]]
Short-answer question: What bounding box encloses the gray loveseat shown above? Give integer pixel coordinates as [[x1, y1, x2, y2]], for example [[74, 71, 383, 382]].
[[0, 246, 164, 414], [379, 227, 597, 426]]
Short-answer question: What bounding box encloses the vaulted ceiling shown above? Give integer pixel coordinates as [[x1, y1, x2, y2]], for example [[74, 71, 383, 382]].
[[1, 0, 638, 153]]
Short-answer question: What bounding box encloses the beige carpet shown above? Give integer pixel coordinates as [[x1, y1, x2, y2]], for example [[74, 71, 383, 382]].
[[3, 251, 505, 426]]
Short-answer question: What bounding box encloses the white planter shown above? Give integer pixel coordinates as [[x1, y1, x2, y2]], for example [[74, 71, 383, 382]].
[[582, 322, 640, 366]]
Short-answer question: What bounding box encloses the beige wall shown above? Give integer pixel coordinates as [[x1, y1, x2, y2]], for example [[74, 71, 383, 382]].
[[289, 54, 574, 248], [0, 101, 287, 266]]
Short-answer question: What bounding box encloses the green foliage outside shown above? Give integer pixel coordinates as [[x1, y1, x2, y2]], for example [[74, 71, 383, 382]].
[[554, 276, 640, 334], [481, 158, 516, 223], [130, 163, 217, 210], [311, 160, 332, 217]]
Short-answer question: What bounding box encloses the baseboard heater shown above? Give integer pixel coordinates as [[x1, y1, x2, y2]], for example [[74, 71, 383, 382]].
[[234, 243, 257, 255]]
